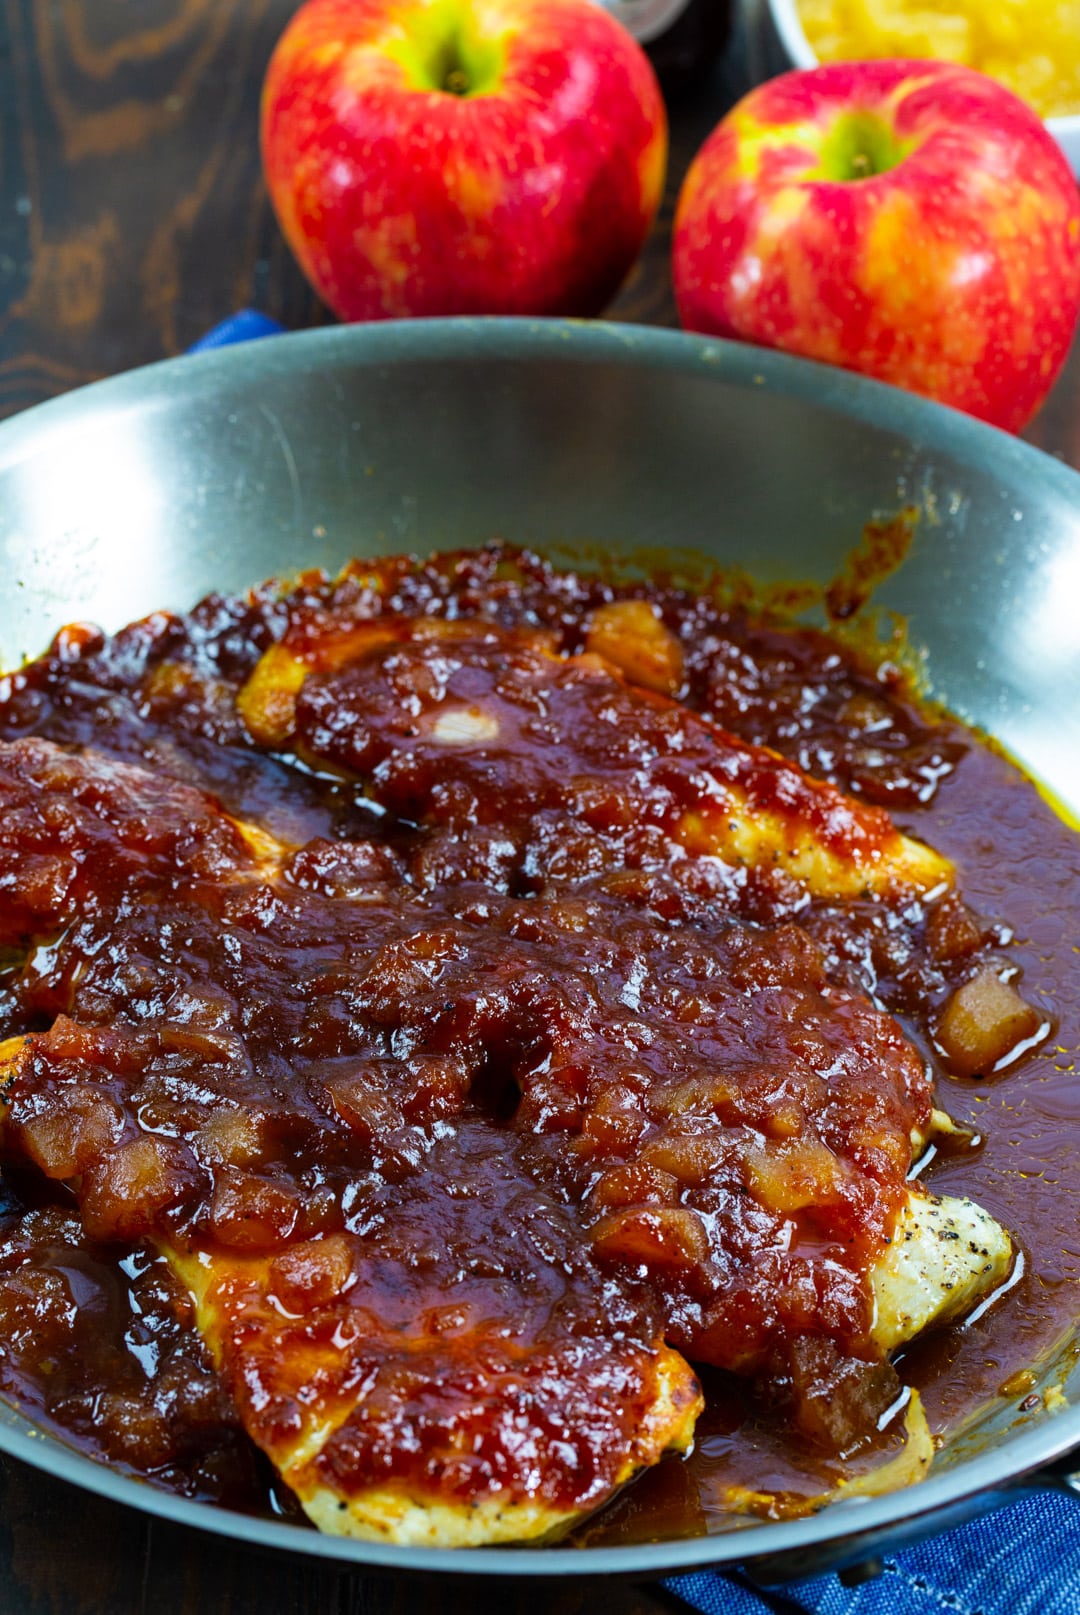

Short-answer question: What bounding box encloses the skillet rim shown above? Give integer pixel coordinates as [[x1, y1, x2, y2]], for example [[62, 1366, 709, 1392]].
[[2, 315, 1080, 504], [0, 315, 1078, 1578]]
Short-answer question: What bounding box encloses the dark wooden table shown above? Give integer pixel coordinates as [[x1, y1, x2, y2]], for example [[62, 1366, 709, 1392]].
[[1, 3, 1079, 1610]]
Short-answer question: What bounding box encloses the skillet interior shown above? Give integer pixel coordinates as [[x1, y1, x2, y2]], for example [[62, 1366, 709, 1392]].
[[0, 317, 1078, 1579]]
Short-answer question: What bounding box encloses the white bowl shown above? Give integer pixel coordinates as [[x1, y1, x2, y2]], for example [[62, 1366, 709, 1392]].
[[761, 0, 1080, 177]]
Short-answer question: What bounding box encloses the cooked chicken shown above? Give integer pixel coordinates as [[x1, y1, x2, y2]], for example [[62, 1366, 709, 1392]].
[[169, 1221, 702, 1546], [871, 1187, 1014, 1352], [0, 698, 1005, 1544], [0, 1025, 701, 1544], [0, 1010, 1013, 1538], [236, 620, 952, 903]]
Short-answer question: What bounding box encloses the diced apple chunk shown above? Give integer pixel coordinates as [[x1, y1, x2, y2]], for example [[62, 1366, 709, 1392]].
[[585, 600, 685, 696], [235, 643, 308, 747], [590, 1205, 710, 1272], [745, 1137, 852, 1214], [430, 705, 500, 744], [935, 966, 1046, 1078]]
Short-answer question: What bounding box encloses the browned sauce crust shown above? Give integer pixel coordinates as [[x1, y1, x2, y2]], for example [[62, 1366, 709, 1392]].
[[0, 544, 1072, 1534]]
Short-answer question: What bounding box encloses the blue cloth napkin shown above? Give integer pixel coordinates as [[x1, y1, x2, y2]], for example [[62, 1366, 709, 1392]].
[[666, 1490, 1080, 1614], [191, 310, 1080, 1615]]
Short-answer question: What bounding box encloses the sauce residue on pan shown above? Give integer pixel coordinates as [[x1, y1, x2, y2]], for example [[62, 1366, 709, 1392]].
[[0, 544, 1077, 1539]]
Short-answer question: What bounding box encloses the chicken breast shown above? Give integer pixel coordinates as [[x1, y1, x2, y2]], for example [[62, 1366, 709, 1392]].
[[170, 1237, 701, 1546], [0, 1028, 701, 1544], [0, 728, 1007, 1544], [236, 620, 952, 903], [0, 1025, 1011, 1531], [871, 1186, 1014, 1353]]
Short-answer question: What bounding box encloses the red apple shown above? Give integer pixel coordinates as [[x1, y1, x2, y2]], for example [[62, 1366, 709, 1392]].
[[673, 61, 1080, 432], [261, 0, 667, 322]]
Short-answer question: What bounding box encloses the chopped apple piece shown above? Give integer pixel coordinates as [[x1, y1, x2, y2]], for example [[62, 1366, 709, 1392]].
[[585, 599, 685, 696], [235, 643, 309, 748], [935, 967, 1047, 1078]]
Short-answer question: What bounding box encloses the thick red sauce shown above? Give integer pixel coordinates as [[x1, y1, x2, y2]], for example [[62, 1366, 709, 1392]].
[[0, 544, 1077, 1537]]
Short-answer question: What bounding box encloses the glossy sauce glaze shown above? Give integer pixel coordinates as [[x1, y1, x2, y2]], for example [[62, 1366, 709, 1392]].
[[0, 544, 1077, 1537]]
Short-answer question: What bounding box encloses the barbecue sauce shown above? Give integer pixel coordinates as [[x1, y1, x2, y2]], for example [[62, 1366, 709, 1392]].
[[0, 544, 1076, 1538]]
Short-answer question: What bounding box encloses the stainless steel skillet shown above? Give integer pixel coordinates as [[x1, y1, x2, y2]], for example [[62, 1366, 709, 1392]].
[[0, 317, 1079, 1584]]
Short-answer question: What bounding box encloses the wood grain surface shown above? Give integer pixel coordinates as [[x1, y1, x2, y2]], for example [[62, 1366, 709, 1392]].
[[0, 1457, 704, 1615], [0, 2, 1079, 1611]]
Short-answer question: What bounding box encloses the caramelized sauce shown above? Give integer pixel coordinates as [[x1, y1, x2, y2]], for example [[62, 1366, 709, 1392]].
[[0, 544, 1076, 1539]]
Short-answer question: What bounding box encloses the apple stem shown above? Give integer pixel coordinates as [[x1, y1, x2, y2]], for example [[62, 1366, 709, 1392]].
[[380, 5, 505, 100], [818, 111, 908, 182]]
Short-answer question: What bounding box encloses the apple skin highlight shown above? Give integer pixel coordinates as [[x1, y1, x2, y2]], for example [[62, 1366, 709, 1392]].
[[262, 0, 668, 322], [673, 60, 1080, 432]]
